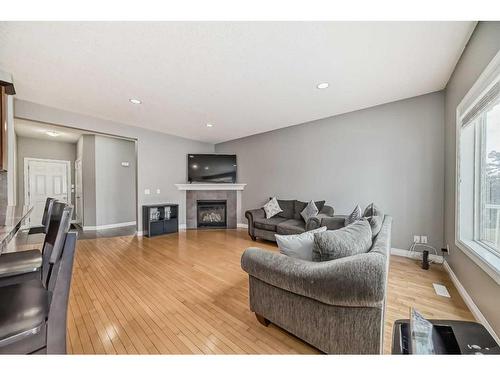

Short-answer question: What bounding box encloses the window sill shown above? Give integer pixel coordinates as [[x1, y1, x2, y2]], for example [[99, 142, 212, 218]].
[[456, 239, 500, 285]]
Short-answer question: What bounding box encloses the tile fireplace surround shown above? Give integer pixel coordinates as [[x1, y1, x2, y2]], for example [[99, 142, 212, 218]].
[[175, 184, 246, 229]]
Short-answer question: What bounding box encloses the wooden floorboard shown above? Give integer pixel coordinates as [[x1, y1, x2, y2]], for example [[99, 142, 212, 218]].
[[66, 229, 474, 354]]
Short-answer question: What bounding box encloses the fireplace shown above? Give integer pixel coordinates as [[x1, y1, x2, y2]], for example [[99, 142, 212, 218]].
[[197, 200, 227, 228]]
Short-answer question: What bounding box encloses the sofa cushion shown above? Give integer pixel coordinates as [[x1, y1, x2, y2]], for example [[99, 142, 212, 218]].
[[363, 203, 383, 218], [294, 200, 326, 219], [312, 219, 372, 262], [275, 199, 295, 219], [276, 219, 306, 235], [263, 197, 282, 218], [276, 226, 327, 261], [254, 216, 288, 231]]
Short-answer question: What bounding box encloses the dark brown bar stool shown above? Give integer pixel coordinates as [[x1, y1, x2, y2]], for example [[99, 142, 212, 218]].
[[0, 203, 77, 354]]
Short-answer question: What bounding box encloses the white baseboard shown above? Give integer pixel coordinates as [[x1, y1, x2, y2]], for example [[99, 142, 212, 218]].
[[136, 231, 143, 236], [443, 261, 500, 345], [391, 248, 444, 263], [179, 223, 187, 230], [83, 221, 136, 231], [237, 223, 248, 229]]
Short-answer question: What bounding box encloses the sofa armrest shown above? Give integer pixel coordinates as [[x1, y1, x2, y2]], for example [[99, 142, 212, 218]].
[[245, 208, 265, 238], [320, 215, 346, 230], [306, 211, 336, 231], [319, 205, 334, 217], [245, 208, 265, 222], [241, 248, 386, 307]]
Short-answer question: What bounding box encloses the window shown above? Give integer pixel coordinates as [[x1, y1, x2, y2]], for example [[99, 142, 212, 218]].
[[457, 51, 500, 283], [480, 103, 500, 251]]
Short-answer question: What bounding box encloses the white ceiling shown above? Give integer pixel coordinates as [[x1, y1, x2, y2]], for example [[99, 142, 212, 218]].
[[0, 22, 474, 144], [15, 118, 86, 143]]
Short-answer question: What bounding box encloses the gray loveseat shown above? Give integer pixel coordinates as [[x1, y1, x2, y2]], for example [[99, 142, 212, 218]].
[[241, 215, 392, 354], [245, 199, 335, 241]]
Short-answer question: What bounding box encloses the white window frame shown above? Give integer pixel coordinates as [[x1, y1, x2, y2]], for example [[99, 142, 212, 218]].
[[455, 50, 500, 285]]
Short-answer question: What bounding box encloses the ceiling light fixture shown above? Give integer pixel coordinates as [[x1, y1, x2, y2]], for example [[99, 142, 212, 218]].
[[46, 131, 59, 137], [317, 82, 329, 89], [206, 123, 213, 128], [129, 98, 142, 104]]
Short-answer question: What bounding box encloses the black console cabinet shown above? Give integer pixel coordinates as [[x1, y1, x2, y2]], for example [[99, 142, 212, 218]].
[[142, 204, 179, 237]]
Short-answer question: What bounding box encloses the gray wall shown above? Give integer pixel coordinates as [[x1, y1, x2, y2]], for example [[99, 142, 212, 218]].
[[79, 134, 96, 227], [216, 92, 445, 251], [444, 22, 500, 336], [16, 135, 76, 207], [14, 99, 214, 230], [94, 135, 136, 226]]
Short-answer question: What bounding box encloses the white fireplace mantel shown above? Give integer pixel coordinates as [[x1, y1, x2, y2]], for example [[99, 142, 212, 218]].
[[175, 183, 247, 191]]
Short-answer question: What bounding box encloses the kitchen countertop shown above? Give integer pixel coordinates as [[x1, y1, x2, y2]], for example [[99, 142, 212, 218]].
[[0, 205, 33, 252]]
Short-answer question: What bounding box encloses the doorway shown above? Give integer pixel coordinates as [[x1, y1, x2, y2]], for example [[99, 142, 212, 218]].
[[24, 157, 71, 226]]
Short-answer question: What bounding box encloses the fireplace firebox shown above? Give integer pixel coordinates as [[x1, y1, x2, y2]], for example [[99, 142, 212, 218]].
[[197, 200, 227, 228]]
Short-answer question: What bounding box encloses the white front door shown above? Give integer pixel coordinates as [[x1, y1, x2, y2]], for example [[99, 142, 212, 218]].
[[74, 159, 83, 225], [25, 158, 71, 226]]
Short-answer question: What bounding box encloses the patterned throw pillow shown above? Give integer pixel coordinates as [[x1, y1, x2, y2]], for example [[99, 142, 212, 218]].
[[363, 203, 383, 218], [300, 200, 319, 222], [294, 200, 325, 219], [263, 197, 283, 218], [345, 205, 362, 226]]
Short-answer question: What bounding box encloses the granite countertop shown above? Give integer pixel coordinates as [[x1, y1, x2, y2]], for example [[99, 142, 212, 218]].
[[0, 205, 33, 251]]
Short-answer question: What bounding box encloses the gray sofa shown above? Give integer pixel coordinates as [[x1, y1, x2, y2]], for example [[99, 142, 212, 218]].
[[245, 199, 335, 241], [241, 215, 392, 354]]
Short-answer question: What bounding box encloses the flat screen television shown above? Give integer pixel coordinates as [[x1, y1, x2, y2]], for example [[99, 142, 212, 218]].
[[187, 154, 237, 183]]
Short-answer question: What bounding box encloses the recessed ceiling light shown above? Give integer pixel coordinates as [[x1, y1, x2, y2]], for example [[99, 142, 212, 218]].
[[317, 82, 329, 89], [206, 123, 214, 128], [129, 98, 142, 104], [46, 131, 59, 137]]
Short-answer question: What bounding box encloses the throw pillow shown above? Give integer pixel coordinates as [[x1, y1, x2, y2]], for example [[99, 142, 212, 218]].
[[294, 200, 325, 219], [366, 215, 383, 237], [312, 219, 372, 262], [345, 204, 362, 226], [363, 203, 384, 218], [300, 200, 319, 222], [276, 226, 327, 261], [263, 197, 282, 218]]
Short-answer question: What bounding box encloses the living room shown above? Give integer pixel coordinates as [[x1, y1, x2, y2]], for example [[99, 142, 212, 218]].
[[0, 1, 499, 373]]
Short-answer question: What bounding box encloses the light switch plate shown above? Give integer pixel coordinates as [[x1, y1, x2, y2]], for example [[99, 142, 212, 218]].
[[156, 189, 161, 194], [144, 189, 151, 195]]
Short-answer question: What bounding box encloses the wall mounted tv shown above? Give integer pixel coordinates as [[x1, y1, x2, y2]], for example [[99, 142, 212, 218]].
[[187, 154, 237, 183]]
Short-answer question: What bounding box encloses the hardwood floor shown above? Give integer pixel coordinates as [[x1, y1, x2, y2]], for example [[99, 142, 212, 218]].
[[66, 229, 474, 354]]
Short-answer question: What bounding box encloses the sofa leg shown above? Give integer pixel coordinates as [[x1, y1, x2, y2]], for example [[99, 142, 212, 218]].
[[255, 313, 270, 327], [250, 235, 257, 241]]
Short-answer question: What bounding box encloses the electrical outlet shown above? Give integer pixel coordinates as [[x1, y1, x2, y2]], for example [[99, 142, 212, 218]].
[[413, 235, 420, 243], [156, 189, 161, 194], [144, 189, 151, 195], [421, 236, 428, 244]]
